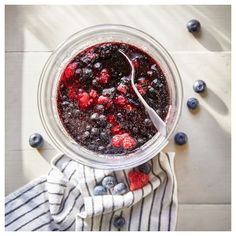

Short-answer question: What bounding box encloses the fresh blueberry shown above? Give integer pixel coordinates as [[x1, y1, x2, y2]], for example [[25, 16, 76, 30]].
[[93, 185, 107, 196], [174, 132, 188, 145], [91, 127, 99, 136], [144, 118, 152, 127], [193, 80, 206, 93], [187, 97, 199, 110], [98, 146, 105, 152], [29, 133, 43, 148], [83, 68, 93, 78], [138, 162, 152, 174], [94, 62, 102, 70], [113, 182, 128, 195], [113, 216, 126, 228], [82, 131, 90, 139], [102, 176, 116, 189], [90, 113, 99, 121], [187, 19, 201, 33], [98, 115, 107, 127]]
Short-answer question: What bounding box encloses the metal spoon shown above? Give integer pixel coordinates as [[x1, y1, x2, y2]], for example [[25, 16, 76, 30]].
[[118, 50, 167, 137]]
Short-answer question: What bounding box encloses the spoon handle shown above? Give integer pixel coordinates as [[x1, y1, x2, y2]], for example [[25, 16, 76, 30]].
[[119, 50, 167, 137]]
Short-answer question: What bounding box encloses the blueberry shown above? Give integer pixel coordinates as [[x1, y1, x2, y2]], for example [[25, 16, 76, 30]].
[[113, 182, 128, 195], [138, 162, 152, 174], [102, 176, 116, 189], [100, 131, 108, 141], [85, 125, 92, 131], [95, 105, 104, 113], [83, 68, 93, 78], [144, 118, 152, 127], [113, 216, 126, 228], [29, 133, 43, 148], [98, 115, 107, 127], [193, 80, 206, 93], [75, 68, 82, 76], [90, 113, 99, 121], [91, 127, 99, 136], [98, 146, 105, 152], [187, 19, 201, 33], [94, 62, 102, 70], [93, 185, 107, 196], [174, 132, 188, 145], [187, 97, 199, 110], [82, 131, 90, 139]]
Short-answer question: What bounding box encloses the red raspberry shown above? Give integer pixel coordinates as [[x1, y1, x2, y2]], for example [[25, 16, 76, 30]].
[[115, 95, 127, 106], [105, 99, 113, 110], [107, 114, 116, 125], [97, 95, 110, 105], [136, 84, 147, 96], [111, 125, 121, 134], [122, 136, 136, 150], [111, 133, 129, 147], [97, 68, 110, 84], [124, 104, 133, 111], [68, 86, 77, 100], [128, 170, 149, 191], [89, 89, 98, 98], [117, 84, 128, 94], [111, 134, 124, 148], [77, 92, 93, 109], [132, 60, 139, 69], [64, 63, 77, 78]]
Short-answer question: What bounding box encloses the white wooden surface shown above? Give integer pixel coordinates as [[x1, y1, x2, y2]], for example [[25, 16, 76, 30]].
[[5, 5, 231, 231]]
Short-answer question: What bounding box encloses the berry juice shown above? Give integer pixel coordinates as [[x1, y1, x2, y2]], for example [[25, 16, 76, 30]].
[[57, 42, 170, 155]]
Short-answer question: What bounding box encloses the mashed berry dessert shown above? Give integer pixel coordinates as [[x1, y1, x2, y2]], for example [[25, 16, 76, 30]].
[[57, 42, 170, 154]]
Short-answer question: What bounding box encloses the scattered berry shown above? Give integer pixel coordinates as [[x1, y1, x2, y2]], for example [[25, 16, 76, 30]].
[[113, 182, 128, 195], [93, 185, 107, 196], [102, 176, 117, 189], [77, 92, 93, 109], [113, 216, 126, 228], [138, 162, 152, 174], [29, 133, 43, 148], [187, 97, 199, 110], [174, 132, 188, 145], [187, 19, 201, 33], [193, 80, 206, 93], [128, 170, 149, 191]]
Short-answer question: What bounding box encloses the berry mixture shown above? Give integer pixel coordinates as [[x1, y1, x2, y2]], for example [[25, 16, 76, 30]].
[[57, 42, 170, 154]]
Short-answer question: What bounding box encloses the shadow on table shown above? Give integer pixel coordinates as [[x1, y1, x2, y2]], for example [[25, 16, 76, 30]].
[[200, 88, 229, 115], [193, 28, 223, 52]]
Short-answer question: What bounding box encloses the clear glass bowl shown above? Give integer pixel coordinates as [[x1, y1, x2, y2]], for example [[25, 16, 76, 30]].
[[38, 24, 183, 170]]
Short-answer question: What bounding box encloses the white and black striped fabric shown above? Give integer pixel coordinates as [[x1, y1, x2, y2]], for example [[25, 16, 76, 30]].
[[5, 152, 177, 231]]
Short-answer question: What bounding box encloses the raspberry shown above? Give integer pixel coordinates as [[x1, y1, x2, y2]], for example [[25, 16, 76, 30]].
[[64, 63, 77, 78], [124, 104, 133, 111], [97, 95, 110, 105], [132, 60, 139, 69], [89, 89, 98, 98], [117, 84, 128, 94], [68, 86, 77, 100], [136, 84, 147, 96], [128, 170, 149, 191], [111, 135, 124, 147], [122, 136, 136, 149], [78, 92, 93, 109], [115, 95, 127, 106], [97, 68, 110, 84], [111, 125, 121, 134], [107, 114, 116, 125]]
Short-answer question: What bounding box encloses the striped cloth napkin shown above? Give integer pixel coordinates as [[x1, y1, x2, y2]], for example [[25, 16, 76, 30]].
[[5, 152, 178, 231]]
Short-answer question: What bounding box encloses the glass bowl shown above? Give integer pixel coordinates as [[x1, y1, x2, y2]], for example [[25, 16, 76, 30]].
[[38, 24, 183, 170]]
